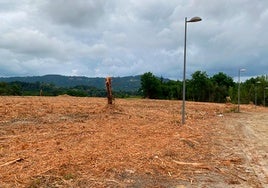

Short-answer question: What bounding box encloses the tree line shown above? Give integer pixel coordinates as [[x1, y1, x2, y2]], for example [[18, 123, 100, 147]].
[[1, 72, 267, 106], [0, 81, 138, 98], [140, 71, 268, 106]]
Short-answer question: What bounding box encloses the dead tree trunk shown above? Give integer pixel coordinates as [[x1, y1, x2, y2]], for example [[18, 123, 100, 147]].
[[105, 77, 113, 105]]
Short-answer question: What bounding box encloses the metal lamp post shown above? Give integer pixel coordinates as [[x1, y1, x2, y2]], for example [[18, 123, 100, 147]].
[[237, 68, 246, 112], [182, 16, 202, 124], [255, 81, 261, 108]]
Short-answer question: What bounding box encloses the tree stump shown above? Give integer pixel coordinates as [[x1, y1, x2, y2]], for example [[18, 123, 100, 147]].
[[105, 77, 113, 105]]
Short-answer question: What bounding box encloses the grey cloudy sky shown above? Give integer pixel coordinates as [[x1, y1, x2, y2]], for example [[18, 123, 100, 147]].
[[0, 0, 267, 80]]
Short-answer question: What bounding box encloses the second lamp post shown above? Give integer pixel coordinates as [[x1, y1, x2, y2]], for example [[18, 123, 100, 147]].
[[237, 68, 246, 112]]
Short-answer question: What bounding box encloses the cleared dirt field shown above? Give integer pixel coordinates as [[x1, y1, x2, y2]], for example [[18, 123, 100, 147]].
[[0, 96, 267, 187]]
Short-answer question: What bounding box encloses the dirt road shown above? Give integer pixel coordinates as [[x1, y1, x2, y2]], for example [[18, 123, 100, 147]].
[[176, 110, 268, 188], [222, 111, 268, 188]]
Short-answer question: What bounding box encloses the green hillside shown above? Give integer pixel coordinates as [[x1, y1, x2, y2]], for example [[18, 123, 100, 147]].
[[0, 75, 141, 92]]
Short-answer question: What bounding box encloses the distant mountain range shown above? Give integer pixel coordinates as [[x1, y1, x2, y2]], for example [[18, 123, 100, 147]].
[[0, 75, 142, 92]]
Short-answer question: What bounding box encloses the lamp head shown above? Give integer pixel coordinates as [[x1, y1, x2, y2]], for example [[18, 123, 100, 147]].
[[240, 68, 246, 72], [187, 17, 202, 23]]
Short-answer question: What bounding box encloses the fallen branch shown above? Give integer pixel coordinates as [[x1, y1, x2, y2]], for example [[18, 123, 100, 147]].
[[172, 160, 204, 166], [172, 160, 211, 170], [236, 174, 247, 181], [0, 158, 23, 167]]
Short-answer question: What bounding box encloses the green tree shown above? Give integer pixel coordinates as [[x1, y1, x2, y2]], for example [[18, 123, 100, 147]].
[[211, 72, 235, 102], [0, 82, 22, 95], [10, 83, 22, 95], [140, 72, 162, 99], [0, 82, 8, 95], [242, 76, 268, 105], [164, 80, 181, 99], [188, 71, 211, 102]]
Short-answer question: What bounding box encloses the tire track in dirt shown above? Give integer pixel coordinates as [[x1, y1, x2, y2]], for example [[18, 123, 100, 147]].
[[239, 112, 268, 187], [225, 112, 268, 187]]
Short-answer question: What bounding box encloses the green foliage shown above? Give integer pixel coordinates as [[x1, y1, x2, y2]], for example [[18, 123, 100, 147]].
[[0, 81, 140, 98], [239, 76, 268, 106], [140, 72, 181, 100], [0, 82, 22, 95], [1, 73, 267, 106], [139, 72, 268, 105], [188, 71, 211, 102], [140, 72, 162, 99], [137, 70, 231, 103], [0, 75, 141, 92], [210, 72, 235, 103]]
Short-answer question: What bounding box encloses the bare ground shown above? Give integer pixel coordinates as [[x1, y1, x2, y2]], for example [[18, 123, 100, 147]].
[[0, 96, 267, 187]]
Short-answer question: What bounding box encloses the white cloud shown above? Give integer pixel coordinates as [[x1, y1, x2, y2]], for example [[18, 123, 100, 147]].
[[0, 0, 267, 79], [41, 0, 106, 27], [0, 29, 62, 57]]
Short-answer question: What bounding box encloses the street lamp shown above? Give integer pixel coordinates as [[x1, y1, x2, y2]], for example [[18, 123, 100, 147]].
[[237, 68, 246, 112], [255, 81, 261, 108], [182, 16, 202, 124], [264, 87, 268, 107]]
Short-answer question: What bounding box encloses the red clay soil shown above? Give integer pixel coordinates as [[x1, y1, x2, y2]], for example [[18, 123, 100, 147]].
[[0, 96, 267, 187]]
